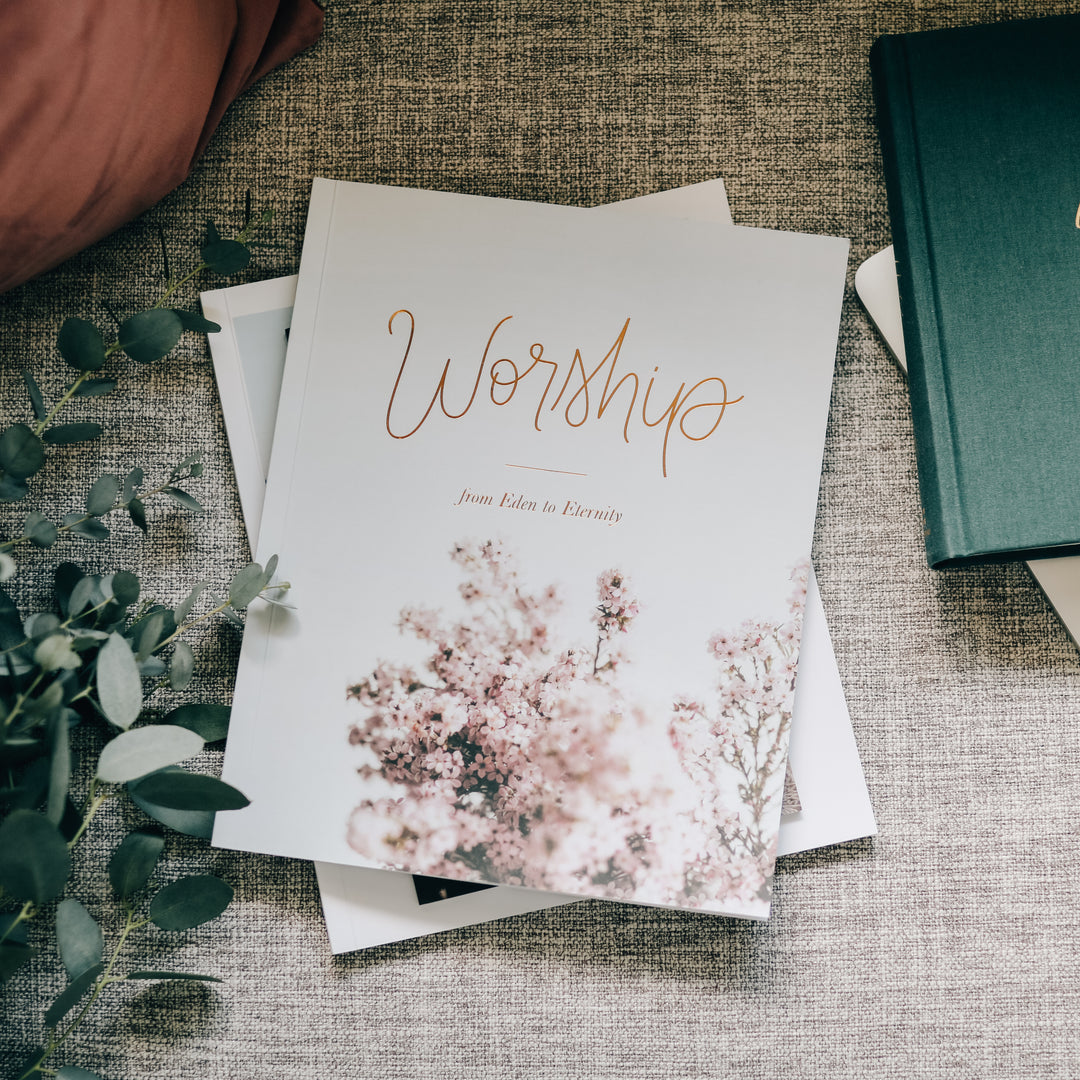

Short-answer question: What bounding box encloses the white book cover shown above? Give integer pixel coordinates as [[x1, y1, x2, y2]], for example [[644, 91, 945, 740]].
[[203, 182, 875, 950], [855, 246, 1080, 647], [211, 178, 849, 920]]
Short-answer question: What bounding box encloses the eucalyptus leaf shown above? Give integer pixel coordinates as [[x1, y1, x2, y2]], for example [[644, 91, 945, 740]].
[[169, 640, 195, 690], [0, 940, 34, 984], [173, 579, 208, 625], [205, 219, 221, 243], [128, 498, 147, 533], [95, 632, 143, 729], [108, 829, 164, 899], [57, 1067, 106, 1080], [200, 238, 251, 275], [0, 473, 29, 501], [161, 486, 203, 513], [127, 767, 214, 839], [228, 562, 265, 610], [47, 710, 72, 825], [169, 450, 203, 479], [72, 377, 118, 398], [55, 899, 104, 980], [103, 570, 140, 609], [35, 633, 81, 672], [54, 562, 83, 616], [68, 574, 102, 618], [262, 553, 279, 585], [0, 585, 23, 647], [137, 655, 167, 678], [64, 514, 110, 541], [0, 810, 72, 903], [22, 369, 47, 421], [171, 308, 221, 334], [44, 962, 104, 1027], [43, 423, 104, 445], [25, 611, 62, 640], [0, 423, 45, 480], [136, 610, 166, 662], [7, 756, 49, 811], [86, 473, 120, 517], [121, 466, 143, 504], [208, 591, 244, 626], [163, 703, 230, 743], [96, 725, 204, 784], [128, 770, 248, 811], [57, 316, 107, 371], [149, 875, 233, 930], [118, 308, 183, 364], [24, 510, 58, 548], [126, 970, 222, 982]]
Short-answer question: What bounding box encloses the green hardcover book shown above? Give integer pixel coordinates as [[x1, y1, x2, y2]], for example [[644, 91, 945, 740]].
[[871, 15, 1080, 568]]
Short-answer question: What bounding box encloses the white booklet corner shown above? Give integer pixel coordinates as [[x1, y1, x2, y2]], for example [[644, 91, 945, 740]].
[[203, 180, 875, 952]]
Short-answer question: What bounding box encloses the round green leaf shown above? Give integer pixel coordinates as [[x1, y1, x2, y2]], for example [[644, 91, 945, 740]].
[[86, 474, 120, 517], [169, 641, 195, 691], [170, 308, 221, 334], [103, 570, 140, 609], [34, 633, 81, 672], [0, 474, 29, 501], [127, 497, 148, 533], [200, 238, 251, 275], [57, 1066, 106, 1080], [128, 770, 248, 811], [149, 875, 233, 931], [228, 562, 265, 610], [96, 724, 204, 784], [127, 970, 222, 982], [24, 510, 57, 548], [95, 631, 143, 730], [0, 810, 72, 904], [57, 317, 106, 371], [128, 767, 215, 838], [55, 899, 103, 980], [118, 309, 183, 364], [108, 829, 165, 899], [42, 423, 104, 445], [0, 424, 45, 480], [163, 703, 230, 743], [45, 962, 103, 1027]]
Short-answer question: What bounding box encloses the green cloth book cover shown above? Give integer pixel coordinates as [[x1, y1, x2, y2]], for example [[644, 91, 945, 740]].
[[871, 14, 1080, 568]]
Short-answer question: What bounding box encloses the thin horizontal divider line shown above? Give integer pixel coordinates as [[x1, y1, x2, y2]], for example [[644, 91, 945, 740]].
[[505, 463, 588, 477]]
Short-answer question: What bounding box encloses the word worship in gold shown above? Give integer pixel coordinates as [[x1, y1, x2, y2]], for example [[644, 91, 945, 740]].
[[384, 310, 743, 477]]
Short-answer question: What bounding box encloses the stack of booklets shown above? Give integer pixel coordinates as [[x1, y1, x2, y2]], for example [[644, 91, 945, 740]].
[[206, 177, 876, 953]]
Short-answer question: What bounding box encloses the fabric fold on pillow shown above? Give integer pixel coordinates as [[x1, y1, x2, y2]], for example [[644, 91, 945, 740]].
[[0, 0, 323, 295]]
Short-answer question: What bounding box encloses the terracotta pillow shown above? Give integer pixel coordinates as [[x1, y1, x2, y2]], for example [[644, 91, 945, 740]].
[[0, 0, 323, 295]]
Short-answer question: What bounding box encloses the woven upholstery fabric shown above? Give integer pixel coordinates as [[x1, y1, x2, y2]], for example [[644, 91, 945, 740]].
[[4, 2, 1080, 1076]]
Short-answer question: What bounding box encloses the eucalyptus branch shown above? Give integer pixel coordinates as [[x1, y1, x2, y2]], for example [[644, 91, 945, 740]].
[[0, 208, 277, 1080]]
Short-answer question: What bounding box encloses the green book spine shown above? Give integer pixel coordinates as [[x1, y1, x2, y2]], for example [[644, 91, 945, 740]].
[[870, 34, 966, 567]]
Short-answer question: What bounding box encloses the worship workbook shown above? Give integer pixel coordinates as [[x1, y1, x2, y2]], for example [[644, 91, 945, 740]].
[[213, 179, 849, 919], [203, 179, 875, 950]]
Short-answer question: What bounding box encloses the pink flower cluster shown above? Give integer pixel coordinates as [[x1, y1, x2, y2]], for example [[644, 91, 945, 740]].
[[346, 541, 807, 912]]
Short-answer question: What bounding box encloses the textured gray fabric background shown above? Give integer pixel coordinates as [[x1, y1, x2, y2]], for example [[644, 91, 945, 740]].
[[4, 2, 1080, 1076]]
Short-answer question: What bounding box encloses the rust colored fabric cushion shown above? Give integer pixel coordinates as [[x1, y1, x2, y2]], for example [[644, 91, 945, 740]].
[[0, 0, 323, 295]]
